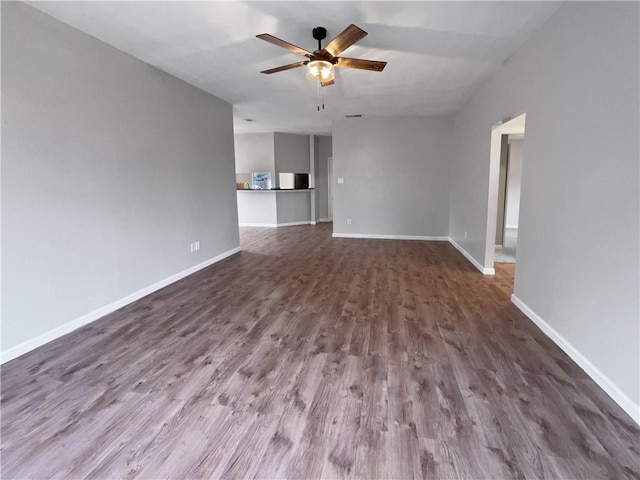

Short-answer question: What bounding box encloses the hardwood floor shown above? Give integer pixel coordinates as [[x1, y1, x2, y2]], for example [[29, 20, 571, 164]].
[[2, 223, 638, 479]]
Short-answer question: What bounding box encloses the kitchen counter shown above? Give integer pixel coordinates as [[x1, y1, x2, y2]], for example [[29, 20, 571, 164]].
[[236, 189, 314, 226], [236, 188, 315, 192]]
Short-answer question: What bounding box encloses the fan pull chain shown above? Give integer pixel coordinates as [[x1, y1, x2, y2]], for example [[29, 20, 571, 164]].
[[315, 77, 325, 112]]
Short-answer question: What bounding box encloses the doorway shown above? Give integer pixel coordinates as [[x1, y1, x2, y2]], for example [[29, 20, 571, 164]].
[[327, 156, 333, 221], [495, 134, 524, 263], [485, 113, 526, 271]]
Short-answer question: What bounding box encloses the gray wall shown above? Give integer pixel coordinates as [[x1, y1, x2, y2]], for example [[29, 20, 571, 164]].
[[449, 3, 639, 407], [234, 132, 312, 224], [234, 131, 311, 182], [332, 116, 451, 237], [234, 133, 275, 175], [273, 133, 312, 223], [274, 132, 310, 186], [505, 138, 523, 228], [2, 3, 239, 353], [314, 136, 321, 219], [276, 192, 312, 225], [317, 136, 332, 221]]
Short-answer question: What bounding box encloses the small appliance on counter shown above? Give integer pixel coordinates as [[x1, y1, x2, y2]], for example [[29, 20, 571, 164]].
[[235, 172, 252, 189], [294, 173, 310, 189], [252, 172, 272, 190], [279, 172, 294, 189], [279, 172, 310, 189]]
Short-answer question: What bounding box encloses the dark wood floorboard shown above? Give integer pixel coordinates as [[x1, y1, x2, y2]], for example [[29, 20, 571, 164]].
[[2, 223, 638, 479]]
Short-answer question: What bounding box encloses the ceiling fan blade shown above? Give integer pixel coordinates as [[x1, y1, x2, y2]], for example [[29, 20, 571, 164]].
[[260, 61, 308, 74], [336, 57, 387, 72], [320, 79, 335, 87], [256, 33, 311, 56], [324, 24, 367, 57]]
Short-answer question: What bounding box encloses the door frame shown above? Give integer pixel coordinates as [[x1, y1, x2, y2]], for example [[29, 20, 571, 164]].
[[485, 113, 526, 272]]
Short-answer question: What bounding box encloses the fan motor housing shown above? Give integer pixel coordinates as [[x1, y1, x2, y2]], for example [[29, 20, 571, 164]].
[[312, 27, 327, 41]]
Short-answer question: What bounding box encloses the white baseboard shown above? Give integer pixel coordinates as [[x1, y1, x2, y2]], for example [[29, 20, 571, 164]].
[[506, 224, 519, 229], [239, 223, 278, 227], [511, 294, 640, 425], [0, 246, 242, 364], [318, 218, 332, 223], [332, 234, 496, 276], [278, 221, 312, 227], [448, 237, 495, 275], [239, 221, 311, 228], [332, 233, 448, 241]]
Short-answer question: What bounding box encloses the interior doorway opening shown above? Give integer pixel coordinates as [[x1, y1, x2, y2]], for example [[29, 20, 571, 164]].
[[495, 133, 524, 263], [485, 113, 526, 274], [327, 156, 333, 221]]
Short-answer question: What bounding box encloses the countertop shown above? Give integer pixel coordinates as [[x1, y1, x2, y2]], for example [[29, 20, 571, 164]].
[[236, 188, 315, 192]]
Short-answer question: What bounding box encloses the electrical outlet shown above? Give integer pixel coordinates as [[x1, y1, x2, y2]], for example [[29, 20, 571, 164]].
[[464, 231, 468, 239], [195, 241, 200, 251], [190, 243, 194, 253], [337, 178, 344, 184], [347, 218, 352, 225]]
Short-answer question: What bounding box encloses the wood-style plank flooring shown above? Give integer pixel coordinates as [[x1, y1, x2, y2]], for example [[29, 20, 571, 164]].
[[2, 223, 639, 479]]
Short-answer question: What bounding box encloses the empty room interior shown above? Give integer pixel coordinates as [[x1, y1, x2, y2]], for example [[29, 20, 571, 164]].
[[2, 1, 639, 479]]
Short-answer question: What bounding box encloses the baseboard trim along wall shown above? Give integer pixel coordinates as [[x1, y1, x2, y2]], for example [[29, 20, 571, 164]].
[[511, 294, 640, 425], [330, 234, 496, 275], [278, 221, 312, 227], [0, 246, 242, 364], [239, 221, 312, 228], [448, 237, 495, 275], [318, 218, 332, 223], [332, 233, 449, 241]]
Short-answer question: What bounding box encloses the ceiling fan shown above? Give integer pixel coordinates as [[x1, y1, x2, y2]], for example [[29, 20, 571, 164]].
[[256, 24, 387, 87]]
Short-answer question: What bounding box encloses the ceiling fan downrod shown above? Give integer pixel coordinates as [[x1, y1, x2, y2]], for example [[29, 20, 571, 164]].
[[312, 26, 327, 51]]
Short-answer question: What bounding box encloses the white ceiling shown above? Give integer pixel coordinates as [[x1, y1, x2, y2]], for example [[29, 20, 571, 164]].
[[28, 1, 560, 135]]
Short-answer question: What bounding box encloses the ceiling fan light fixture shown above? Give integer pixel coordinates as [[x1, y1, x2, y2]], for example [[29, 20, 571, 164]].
[[306, 60, 334, 82], [257, 24, 387, 87]]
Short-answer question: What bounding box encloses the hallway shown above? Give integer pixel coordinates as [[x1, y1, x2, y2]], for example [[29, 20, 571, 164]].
[[495, 227, 518, 263]]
